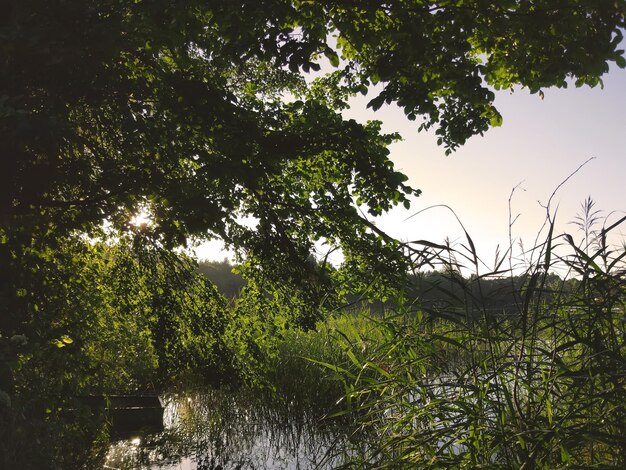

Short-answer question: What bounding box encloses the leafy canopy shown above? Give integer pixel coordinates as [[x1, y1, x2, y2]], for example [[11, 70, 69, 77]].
[[1, 0, 625, 277]]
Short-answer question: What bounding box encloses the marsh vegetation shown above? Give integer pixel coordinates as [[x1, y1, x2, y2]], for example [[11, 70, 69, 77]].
[[2, 198, 624, 469]]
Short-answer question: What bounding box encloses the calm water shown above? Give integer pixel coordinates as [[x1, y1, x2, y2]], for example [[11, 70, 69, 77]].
[[103, 389, 361, 469]]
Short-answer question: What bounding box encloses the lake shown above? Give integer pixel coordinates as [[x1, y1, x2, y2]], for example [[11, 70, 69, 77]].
[[103, 388, 363, 469]]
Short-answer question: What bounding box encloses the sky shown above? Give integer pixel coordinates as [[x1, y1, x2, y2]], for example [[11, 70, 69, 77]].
[[196, 65, 626, 272]]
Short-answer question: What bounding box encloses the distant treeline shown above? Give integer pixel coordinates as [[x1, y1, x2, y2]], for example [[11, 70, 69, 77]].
[[406, 270, 577, 320], [198, 260, 576, 318], [197, 259, 247, 298]]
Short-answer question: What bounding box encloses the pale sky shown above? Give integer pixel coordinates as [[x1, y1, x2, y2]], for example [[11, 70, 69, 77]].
[[196, 65, 626, 271], [360, 65, 626, 272]]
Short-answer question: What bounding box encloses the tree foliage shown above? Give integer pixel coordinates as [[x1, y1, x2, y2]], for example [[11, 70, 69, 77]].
[[0, 233, 240, 468], [1, 1, 624, 271], [1, 0, 625, 425]]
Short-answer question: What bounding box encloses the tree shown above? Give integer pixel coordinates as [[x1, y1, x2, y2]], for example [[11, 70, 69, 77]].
[[2, 1, 624, 266], [1, 0, 625, 387]]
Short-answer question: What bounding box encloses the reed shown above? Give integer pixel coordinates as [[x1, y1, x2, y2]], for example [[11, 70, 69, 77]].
[[327, 198, 626, 469]]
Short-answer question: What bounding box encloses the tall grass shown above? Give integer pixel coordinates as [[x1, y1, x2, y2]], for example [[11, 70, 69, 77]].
[[327, 199, 626, 469], [262, 314, 385, 412]]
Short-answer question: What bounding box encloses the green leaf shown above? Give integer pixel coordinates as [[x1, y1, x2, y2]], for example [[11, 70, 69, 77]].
[[345, 348, 362, 369], [489, 112, 503, 127], [52, 334, 73, 348], [325, 50, 340, 67]]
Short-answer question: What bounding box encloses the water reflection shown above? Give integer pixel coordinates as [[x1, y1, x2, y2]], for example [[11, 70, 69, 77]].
[[104, 389, 358, 469]]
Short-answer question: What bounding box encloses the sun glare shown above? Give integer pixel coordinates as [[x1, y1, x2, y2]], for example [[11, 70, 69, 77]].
[[130, 209, 153, 228]]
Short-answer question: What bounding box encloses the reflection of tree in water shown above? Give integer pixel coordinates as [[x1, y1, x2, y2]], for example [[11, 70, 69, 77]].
[[105, 388, 361, 469]]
